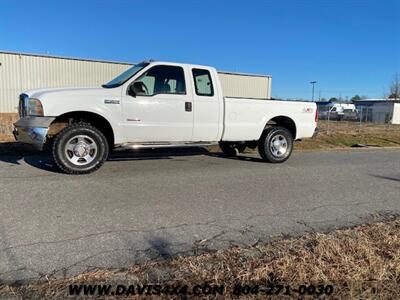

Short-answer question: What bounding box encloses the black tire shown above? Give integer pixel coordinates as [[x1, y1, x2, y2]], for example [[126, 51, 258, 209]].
[[43, 136, 54, 154], [258, 127, 293, 163], [52, 122, 109, 174], [219, 142, 246, 156]]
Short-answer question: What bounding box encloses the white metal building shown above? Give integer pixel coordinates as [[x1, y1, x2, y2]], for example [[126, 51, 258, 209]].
[[0, 51, 132, 113], [0, 51, 273, 113], [354, 99, 400, 124], [218, 71, 272, 99]]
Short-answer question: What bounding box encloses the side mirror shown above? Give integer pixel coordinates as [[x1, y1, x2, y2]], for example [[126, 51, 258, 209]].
[[128, 84, 136, 97]]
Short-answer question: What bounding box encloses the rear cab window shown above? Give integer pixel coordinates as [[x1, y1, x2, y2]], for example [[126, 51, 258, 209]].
[[192, 68, 214, 96]]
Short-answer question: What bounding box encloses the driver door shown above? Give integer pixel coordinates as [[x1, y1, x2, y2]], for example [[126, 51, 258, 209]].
[[121, 65, 193, 142]]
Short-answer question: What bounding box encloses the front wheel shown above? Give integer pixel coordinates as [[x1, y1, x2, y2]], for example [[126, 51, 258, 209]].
[[258, 127, 293, 163], [52, 123, 109, 174]]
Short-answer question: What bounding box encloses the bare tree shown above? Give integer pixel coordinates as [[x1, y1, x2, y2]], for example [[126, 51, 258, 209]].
[[389, 73, 400, 99]]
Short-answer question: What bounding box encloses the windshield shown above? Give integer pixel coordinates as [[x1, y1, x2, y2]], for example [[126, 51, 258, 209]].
[[102, 62, 149, 88]]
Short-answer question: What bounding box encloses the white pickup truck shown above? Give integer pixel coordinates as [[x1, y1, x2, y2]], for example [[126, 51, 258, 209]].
[[13, 60, 318, 174]]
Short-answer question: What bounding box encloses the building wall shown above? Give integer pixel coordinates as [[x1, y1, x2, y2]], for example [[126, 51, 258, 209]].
[[392, 103, 400, 125], [218, 72, 272, 99], [0, 52, 132, 112], [370, 103, 393, 123]]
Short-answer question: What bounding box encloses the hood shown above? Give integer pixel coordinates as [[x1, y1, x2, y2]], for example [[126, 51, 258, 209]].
[[24, 87, 112, 99], [21, 86, 123, 117]]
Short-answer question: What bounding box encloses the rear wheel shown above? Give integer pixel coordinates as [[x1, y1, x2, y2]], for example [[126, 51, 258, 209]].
[[219, 142, 246, 156], [258, 127, 293, 163], [52, 123, 109, 174]]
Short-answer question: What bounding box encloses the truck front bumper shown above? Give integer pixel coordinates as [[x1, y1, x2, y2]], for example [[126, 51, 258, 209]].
[[13, 116, 56, 150]]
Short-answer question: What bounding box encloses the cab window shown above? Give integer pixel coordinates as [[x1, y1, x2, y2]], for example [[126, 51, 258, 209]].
[[132, 65, 186, 96], [192, 68, 214, 96]]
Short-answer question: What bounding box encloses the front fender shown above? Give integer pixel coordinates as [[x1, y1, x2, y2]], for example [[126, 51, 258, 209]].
[[43, 98, 123, 144], [48, 107, 123, 144]]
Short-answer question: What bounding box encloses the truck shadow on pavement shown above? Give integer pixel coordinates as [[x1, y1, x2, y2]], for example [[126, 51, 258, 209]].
[[205, 152, 265, 163], [109, 147, 210, 162], [0, 144, 265, 174], [110, 147, 264, 163]]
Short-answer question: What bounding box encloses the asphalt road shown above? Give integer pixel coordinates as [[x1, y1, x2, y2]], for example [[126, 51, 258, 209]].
[[0, 148, 399, 283]]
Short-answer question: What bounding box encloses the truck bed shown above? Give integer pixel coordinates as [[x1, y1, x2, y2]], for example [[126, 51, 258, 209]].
[[222, 97, 317, 141]]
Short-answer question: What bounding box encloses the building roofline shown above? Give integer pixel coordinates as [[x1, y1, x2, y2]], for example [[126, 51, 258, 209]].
[[0, 51, 273, 78], [353, 98, 400, 101], [353, 98, 400, 103], [0, 50, 133, 65], [218, 70, 272, 78]]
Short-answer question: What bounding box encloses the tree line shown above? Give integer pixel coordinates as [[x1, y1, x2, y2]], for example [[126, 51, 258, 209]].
[[320, 73, 400, 103]]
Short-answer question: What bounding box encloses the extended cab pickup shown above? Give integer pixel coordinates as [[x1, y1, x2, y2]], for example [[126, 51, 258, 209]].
[[13, 60, 318, 174]]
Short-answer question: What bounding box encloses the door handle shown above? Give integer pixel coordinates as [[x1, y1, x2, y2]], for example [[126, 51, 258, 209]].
[[185, 102, 192, 112]]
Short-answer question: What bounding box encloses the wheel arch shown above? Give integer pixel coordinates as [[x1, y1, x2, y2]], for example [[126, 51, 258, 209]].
[[262, 115, 297, 140], [48, 111, 115, 148]]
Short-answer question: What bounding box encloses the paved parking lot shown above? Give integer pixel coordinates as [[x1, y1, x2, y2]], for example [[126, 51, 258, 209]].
[[0, 148, 399, 283]]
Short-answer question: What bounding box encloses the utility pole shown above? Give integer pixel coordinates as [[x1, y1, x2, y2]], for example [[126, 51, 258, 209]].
[[310, 81, 317, 102]]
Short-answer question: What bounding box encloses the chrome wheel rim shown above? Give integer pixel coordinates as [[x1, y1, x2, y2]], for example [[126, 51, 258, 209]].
[[270, 134, 288, 157], [65, 135, 98, 166]]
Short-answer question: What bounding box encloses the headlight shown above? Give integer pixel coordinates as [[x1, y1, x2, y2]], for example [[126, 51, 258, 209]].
[[27, 98, 44, 116]]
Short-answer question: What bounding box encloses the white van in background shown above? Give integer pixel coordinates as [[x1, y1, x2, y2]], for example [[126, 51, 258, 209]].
[[319, 103, 359, 121]]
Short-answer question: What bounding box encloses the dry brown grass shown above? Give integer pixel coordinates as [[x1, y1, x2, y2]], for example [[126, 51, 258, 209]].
[[295, 121, 400, 150], [0, 134, 14, 143], [1, 219, 399, 299], [0, 113, 18, 145], [0, 113, 18, 138]]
